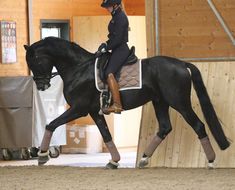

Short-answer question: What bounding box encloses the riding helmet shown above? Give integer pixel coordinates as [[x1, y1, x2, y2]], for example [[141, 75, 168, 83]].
[[101, 0, 121, 8]]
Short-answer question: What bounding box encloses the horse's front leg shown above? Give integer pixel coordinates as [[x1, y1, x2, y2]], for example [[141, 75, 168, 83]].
[[90, 112, 120, 169], [38, 106, 85, 165]]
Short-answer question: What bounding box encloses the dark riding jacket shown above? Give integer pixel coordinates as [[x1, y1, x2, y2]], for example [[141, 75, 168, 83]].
[[106, 7, 129, 50], [104, 7, 130, 78]]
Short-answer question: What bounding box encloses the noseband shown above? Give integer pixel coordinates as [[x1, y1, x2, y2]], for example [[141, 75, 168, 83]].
[[33, 72, 58, 80], [33, 72, 58, 87], [32, 53, 59, 84]]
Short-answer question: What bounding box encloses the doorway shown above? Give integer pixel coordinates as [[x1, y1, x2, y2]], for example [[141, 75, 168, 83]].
[[40, 19, 70, 40]]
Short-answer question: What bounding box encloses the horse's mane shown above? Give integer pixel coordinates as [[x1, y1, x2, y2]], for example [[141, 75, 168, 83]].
[[30, 37, 94, 65]]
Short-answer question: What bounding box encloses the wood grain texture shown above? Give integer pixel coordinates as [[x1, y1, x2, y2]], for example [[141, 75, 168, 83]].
[[0, 0, 28, 76], [138, 0, 235, 168], [159, 0, 235, 58]]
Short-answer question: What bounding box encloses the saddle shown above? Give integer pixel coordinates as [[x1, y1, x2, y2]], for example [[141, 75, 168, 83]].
[[97, 46, 138, 82], [95, 47, 142, 114], [95, 46, 142, 93]]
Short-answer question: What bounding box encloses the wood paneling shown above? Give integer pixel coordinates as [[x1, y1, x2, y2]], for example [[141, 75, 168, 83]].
[[159, 0, 235, 58], [136, 0, 158, 167], [0, 0, 145, 77], [32, 0, 145, 43], [124, 0, 145, 15], [138, 0, 235, 168], [138, 61, 235, 168], [0, 0, 28, 76]]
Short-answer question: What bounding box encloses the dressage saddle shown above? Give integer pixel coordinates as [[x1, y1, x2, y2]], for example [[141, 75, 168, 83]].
[[97, 46, 138, 82]]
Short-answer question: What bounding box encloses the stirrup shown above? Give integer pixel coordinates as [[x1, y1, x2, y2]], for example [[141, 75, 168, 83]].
[[102, 103, 123, 114]]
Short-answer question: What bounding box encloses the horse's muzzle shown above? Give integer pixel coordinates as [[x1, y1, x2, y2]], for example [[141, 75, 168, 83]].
[[34, 78, 51, 91], [36, 82, 51, 91]]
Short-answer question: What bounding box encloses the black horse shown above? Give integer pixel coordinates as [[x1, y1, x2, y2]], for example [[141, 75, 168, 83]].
[[24, 37, 230, 168]]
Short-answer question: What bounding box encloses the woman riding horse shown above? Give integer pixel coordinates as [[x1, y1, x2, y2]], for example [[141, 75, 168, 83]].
[[24, 36, 230, 168], [98, 0, 130, 114]]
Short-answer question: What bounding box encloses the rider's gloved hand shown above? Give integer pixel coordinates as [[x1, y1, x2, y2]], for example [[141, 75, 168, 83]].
[[98, 43, 107, 53], [95, 43, 107, 58]]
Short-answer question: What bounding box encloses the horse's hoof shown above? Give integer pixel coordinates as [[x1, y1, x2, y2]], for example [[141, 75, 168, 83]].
[[105, 160, 119, 169], [139, 157, 149, 168], [38, 150, 50, 166], [207, 162, 215, 169]]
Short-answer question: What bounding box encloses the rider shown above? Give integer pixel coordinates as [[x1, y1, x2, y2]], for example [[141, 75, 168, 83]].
[[98, 0, 130, 114]]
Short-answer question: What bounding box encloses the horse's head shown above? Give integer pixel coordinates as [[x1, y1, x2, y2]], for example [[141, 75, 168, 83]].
[[24, 44, 54, 91]]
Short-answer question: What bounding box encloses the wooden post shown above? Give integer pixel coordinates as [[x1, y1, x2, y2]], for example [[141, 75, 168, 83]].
[[136, 0, 158, 167]]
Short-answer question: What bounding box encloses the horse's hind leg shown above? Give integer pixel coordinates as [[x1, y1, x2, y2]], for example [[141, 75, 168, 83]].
[[90, 112, 120, 169], [178, 105, 216, 168], [139, 99, 172, 168]]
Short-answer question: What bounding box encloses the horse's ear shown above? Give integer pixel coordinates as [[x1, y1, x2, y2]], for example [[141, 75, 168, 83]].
[[24, 45, 29, 51]]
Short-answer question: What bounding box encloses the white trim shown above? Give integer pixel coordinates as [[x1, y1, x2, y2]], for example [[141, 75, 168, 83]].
[[94, 59, 143, 92], [180, 57, 235, 62], [37, 150, 49, 157], [27, 0, 33, 45], [155, 0, 160, 55], [94, 58, 102, 91], [109, 159, 120, 167]]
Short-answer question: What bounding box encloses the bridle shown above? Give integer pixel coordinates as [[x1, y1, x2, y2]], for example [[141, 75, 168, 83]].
[[32, 54, 97, 85], [33, 72, 58, 84], [31, 54, 58, 87]]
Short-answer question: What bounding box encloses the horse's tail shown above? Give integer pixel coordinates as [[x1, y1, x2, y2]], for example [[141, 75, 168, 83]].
[[185, 62, 230, 150]]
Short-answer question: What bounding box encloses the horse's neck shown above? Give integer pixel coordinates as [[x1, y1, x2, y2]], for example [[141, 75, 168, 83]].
[[52, 46, 88, 67], [54, 54, 95, 85]]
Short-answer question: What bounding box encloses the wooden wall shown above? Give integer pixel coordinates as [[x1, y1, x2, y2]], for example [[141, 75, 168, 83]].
[[137, 0, 235, 168], [31, 0, 145, 43], [159, 0, 235, 58], [0, 0, 28, 76], [138, 61, 235, 168], [0, 0, 145, 76]]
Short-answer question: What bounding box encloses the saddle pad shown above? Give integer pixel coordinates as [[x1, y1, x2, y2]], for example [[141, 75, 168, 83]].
[[95, 59, 142, 92]]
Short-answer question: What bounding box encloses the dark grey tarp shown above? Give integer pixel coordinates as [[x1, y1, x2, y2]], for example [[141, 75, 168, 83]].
[[0, 76, 66, 148], [0, 77, 33, 108], [0, 77, 33, 148]]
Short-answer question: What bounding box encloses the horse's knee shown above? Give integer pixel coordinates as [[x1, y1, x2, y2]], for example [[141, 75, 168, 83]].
[[103, 135, 112, 143], [157, 126, 172, 139], [46, 124, 56, 132], [99, 129, 112, 143]]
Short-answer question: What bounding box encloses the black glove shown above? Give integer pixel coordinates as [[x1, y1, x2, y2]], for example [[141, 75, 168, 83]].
[[95, 43, 107, 58], [98, 43, 107, 52], [95, 50, 103, 58]]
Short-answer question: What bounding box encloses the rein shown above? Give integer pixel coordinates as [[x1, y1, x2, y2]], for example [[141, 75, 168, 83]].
[[34, 54, 96, 81], [51, 72, 59, 79]]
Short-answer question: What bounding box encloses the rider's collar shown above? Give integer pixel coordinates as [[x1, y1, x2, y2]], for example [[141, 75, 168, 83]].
[[111, 6, 122, 16]]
